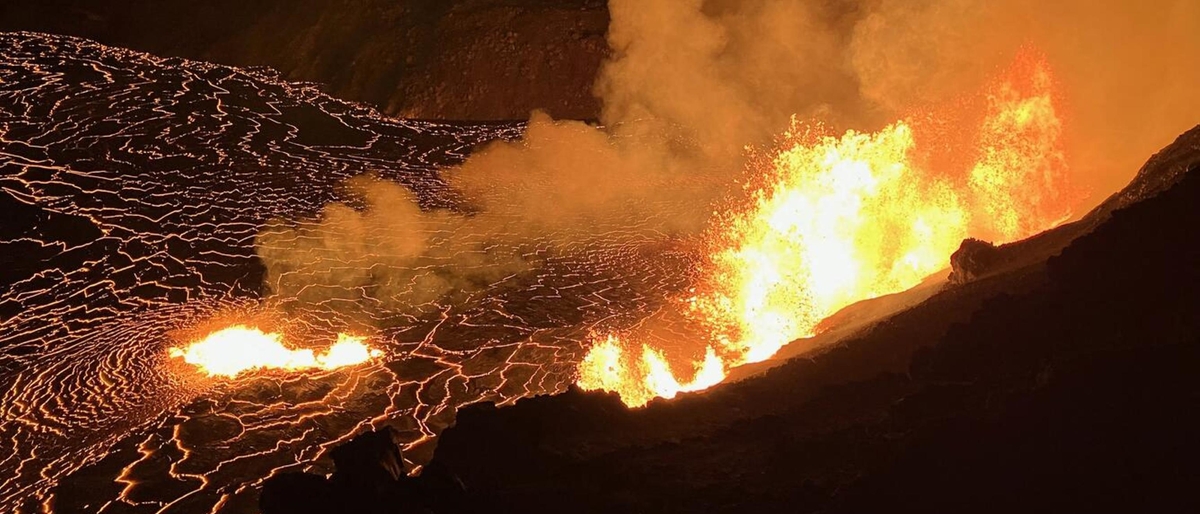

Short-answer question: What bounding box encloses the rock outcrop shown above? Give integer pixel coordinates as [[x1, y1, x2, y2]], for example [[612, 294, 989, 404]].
[[260, 427, 464, 514], [948, 238, 1002, 284]]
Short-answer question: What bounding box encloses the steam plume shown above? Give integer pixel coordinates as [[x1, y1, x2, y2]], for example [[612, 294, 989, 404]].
[[256, 0, 1200, 318]]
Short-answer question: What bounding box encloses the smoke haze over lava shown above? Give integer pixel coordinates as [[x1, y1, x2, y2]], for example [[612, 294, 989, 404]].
[[1, 0, 1199, 512], [258, 0, 1199, 405]]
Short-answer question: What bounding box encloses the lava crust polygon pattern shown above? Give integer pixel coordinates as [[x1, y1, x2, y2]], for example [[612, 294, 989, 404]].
[[0, 33, 688, 513]]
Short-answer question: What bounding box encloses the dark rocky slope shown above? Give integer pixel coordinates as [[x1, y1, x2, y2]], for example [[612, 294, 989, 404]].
[[0, 0, 608, 120], [417, 126, 1200, 512]]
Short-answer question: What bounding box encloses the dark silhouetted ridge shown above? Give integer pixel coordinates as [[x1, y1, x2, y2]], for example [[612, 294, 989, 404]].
[[413, 130, 1200, 513]]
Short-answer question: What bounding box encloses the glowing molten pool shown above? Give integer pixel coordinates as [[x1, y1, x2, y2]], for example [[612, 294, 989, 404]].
[[169, 325, 383, 377], [577, 334, 727, 408], [579, 52, 1078, 407]]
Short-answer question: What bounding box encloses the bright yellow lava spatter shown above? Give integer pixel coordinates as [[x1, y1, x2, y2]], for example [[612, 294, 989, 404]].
[[578, 54, 1076, 407]]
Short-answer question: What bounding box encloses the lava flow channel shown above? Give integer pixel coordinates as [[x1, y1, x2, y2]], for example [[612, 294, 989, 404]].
[[579, 52, 1078, 407]]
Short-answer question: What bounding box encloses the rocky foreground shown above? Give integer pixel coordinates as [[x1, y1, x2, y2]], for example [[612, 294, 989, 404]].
[[269, 128, 1200, 512]]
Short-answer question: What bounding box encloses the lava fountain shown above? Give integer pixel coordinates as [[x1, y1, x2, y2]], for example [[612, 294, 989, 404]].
[[579, 52, 1079, 407], [169, 325, 383, 377]]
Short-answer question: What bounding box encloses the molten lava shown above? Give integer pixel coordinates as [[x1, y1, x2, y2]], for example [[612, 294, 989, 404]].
[[969, 55, 1074, 242], [169, 325, 383, 377], [695, 121, 968, 366], [576, 334, 726, 408], [579, 53, 1078, 407]]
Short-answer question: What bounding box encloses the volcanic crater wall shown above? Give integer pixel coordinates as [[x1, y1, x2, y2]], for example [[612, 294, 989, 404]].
[[0, 0, 610, 120]]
